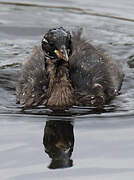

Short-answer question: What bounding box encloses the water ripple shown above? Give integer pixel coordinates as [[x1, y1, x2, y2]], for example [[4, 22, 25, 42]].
[[0, 1, 134, 22]]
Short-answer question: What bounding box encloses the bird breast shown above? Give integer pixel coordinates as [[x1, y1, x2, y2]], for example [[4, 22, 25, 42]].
[[46, 61, 74, 110]]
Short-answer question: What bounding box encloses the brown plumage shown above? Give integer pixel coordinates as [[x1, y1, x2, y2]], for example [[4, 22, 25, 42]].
[[46, 59, 74, 110], [16, 27, 124, 110]]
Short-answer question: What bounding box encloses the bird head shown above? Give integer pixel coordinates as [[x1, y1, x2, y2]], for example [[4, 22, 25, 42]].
[[42, 27, 72, 62]]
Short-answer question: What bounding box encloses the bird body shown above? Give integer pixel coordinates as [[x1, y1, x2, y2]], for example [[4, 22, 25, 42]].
[[70, 36, 123, 106], [16, 27, 124, 110]]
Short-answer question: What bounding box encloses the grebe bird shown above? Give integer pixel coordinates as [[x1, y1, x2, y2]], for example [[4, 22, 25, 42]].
[[16, 27, 124, 110]]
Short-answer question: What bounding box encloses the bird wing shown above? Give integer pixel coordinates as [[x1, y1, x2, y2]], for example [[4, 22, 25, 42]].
[[69, 30, 124, 99], [16, 46, 48, 108]]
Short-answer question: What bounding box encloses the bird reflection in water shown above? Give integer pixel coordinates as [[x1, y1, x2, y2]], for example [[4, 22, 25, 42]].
[[43, 120, 74, 169]]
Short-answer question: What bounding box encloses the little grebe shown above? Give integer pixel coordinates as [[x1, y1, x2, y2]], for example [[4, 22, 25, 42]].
[[16, 27, 124, 110]]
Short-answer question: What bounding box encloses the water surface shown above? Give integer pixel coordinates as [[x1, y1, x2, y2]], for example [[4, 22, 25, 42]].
[[0, 0, 134, 179]]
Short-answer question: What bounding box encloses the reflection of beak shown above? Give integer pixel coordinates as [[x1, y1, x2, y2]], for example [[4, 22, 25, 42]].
[[56, 141, 71, 153], [54, 46, 69, 62]]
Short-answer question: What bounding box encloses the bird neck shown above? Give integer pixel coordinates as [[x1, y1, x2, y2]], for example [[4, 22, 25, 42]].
[[46, 59, 74, 109]]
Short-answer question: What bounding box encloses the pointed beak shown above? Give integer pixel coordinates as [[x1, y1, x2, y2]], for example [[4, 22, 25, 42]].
[[54, 46, 69, 62]]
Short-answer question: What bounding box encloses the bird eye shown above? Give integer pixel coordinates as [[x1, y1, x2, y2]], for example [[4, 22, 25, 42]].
[[49, 42, 56, 52]]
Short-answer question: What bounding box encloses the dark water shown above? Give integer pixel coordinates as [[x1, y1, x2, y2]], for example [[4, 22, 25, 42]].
[[0, 0, 134, 179]]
